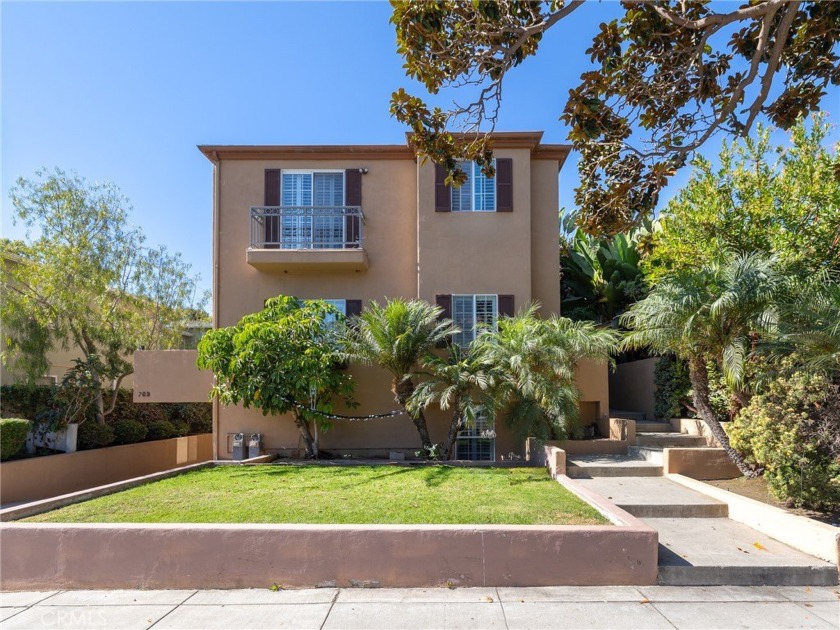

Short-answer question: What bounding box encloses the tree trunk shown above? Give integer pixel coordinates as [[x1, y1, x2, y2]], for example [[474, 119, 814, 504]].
[[688, 356, 759, 478], [444, 408, 463, 460], [293, 412, 317, 459], [90, 372, 106, 426], [393, 377, 432, 450]]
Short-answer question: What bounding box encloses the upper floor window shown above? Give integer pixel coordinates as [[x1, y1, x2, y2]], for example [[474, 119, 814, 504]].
[[452, 294, 497, 346], [451, 160, 496, 212], [280, 170, 345, 249]]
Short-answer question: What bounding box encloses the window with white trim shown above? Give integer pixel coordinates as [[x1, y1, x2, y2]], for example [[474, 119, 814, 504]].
[[452, 294, 497, 346], [455, 411, 496, 461], [451, 160, 496, 212], [280, 170, 345, 249]]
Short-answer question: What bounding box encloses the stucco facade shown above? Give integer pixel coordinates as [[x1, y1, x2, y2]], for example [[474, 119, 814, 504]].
[[199, 132, 609, 460]]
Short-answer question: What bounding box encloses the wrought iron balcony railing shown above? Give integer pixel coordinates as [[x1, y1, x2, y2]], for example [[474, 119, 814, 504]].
[[250, 206, 364, 250]]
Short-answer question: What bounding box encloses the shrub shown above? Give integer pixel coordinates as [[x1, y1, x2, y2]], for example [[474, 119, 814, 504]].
[[730, 366, 840, 511], [111, 419, 148, 445], [0, 384, 57, 419], [147, 419, 178, 441], [653, 355, 691, 419], [77, 421, 115, 450], [165, 403, 212, 434], [0, 418, 31, 460]]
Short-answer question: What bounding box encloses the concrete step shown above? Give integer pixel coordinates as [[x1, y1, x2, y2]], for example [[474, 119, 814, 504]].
[[628, 446, 664, 465], [636, 433, 708, 448], [635, 421, 675, 433], [566, 454, 663, 478], [609, 410, 649, 422], [574, 477, 729, 518], [647, 517, 839, 586]]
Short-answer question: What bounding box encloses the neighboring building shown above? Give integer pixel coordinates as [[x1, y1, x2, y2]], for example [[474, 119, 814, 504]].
[[172, 132, 609, 461]]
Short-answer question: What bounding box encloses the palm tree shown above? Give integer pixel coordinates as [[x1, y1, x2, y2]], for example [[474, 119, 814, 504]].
[[342, 298, 457, 449], [775, 277, 840, 375], [621, 252, 782, 477], [475, 304, 620, 442], [407, 342, 496, 459]]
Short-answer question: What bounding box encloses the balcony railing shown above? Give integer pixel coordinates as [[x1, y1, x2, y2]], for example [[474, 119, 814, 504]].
[[250, 206, 364, 250]]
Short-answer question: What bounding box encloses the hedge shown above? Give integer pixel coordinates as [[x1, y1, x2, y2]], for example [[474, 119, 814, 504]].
[[1, 418, 31, 461]]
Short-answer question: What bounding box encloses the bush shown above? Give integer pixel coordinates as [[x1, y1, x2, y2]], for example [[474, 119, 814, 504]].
[[0, 384, 57, 419], [147, 419, 178, 441], [77, 421, 115, 450], [654, 355, 691, 419], [1, 418, 31, 460], [111, 419, 148, 445], [165, 403, 212, 434], [730, 365, 840, 511]]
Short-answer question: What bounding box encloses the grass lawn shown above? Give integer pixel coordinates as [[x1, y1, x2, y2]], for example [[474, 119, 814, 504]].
[[24, 465, 608, 525]]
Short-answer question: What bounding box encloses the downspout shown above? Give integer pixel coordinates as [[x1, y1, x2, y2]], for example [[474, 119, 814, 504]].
[[210, 150, 221, 461]]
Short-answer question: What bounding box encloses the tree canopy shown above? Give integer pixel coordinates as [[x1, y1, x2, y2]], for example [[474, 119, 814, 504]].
[[390, 0, 840, 235], [1, 169, 205, 424]]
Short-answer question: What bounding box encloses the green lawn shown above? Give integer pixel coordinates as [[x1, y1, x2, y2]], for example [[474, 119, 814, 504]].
[[25, 465, 608, 525]]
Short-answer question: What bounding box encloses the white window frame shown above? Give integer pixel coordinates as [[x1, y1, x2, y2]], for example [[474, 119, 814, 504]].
[[280, 169, 346, 249], [455, 410, 496, 462], [452, 294, 498, 347], [451, 160, 497, 213]]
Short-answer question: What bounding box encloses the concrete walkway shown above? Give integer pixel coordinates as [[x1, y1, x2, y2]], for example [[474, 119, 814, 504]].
[[1, 586, 838, 629]]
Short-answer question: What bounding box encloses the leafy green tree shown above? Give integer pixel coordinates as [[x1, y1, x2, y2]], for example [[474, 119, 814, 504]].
[[475, 305, 619, 442], [622, 253, 783, 477], [342, 298, 457, 450], [645, 116, 840, 282], [1, 169, 205, 425], [390, 1, 840, 234], [408, 342, 496, 459], [196, 296, 354, 459]]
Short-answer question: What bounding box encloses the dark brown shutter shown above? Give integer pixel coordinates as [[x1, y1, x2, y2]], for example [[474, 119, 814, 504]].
[[345, 299, 362, 318], [345, 169, 362, 248], [434, 165, 451, 212], [495, 158, 513, 212], [498, 294, 515, 317], [264, 169, 282, 248], [435, 294, 452, 319]]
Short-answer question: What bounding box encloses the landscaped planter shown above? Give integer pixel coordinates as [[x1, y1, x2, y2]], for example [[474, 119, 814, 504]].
[[26, 423, 78, 454]]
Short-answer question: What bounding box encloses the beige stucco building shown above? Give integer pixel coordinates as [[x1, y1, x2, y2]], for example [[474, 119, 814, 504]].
[[190, 132, 609, 461]]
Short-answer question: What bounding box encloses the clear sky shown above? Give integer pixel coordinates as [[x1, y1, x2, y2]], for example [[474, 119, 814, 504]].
[[3, 1, 838, 301]]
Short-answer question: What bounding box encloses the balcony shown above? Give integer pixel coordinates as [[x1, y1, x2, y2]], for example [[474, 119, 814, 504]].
[[247, 206, 368, 272]]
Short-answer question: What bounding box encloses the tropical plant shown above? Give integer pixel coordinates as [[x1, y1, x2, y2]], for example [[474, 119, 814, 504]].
[[390, 2, 840, 234], [622, 252, 783, 477], [408, 342, 497, 459], [342, 298, 457, 450], [197, 296, 354, 458], [774, 278, 840, 375], [475, 305, 619, 442]]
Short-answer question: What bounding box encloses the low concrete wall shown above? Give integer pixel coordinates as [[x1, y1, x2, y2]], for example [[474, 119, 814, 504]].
[[670, 418, 720, 446], [133, 350, 213, 403], [662, 447, 741, 480], [609, 358, 658, 418], [669, 474, 840, 567], [0, 434, 212, 505]]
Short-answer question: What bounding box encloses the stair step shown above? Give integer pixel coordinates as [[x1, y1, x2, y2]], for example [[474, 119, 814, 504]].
[[635, 422, 675, 433], [609, 410, 648, 422], [628, 446, 664, 465], [636, 433, 708, 448], [567, 455, 663, 478], [573, 477, 728, 518]]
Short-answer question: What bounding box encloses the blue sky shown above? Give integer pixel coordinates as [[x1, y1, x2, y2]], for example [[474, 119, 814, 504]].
[[3, 1, 838, 300]]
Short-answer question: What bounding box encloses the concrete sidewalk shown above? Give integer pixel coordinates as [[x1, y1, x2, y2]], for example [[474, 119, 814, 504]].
[[1, 586, 837, 629]]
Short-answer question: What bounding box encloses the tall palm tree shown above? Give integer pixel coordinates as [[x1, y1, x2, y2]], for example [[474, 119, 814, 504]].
[[776, 277, 840, 375], [475, 304, 620, 442], [342, 298, 457, 449], [621, 252, 782, 477], [407, 342, 496, 459]]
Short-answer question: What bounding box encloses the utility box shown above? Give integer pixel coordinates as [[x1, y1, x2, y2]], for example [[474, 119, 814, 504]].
[[248, 433, 262, 459], [232, 432, 246, 461]]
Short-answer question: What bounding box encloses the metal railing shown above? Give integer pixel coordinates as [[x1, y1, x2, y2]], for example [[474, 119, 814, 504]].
[[250, 206, 364, 249]]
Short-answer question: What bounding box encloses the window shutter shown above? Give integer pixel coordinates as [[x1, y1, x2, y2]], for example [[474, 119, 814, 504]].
[[264, 169, 281, 248], [345, 169, 362, 248], [434, 165, 451, 212], [498, 294, 515, 317], [495, 158, 513, 212], [345, 299, 362, 318], [435, 294, 452, 319]]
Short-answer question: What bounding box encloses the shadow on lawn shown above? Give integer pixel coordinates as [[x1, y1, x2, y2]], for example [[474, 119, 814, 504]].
[[224, 464, 418, 489]]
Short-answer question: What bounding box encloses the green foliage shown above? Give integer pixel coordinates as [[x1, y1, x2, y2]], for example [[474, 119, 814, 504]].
[[560, 213, 649, 323], [77, 421, 115, 450], [653, 355, 691, 420], [1, 169, 206, 423], [198, 296, 354, 457], [645, 117, 840, 282], [0, 384, 57, 419], [390, 2, 840, 234], [729, 366, 840, 511], [146, 419, 178, 441], [111, 419, 148, 445], [475, 304, 619, 442], [165, 403, 212, 434], [0, 418, 31, 460]]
